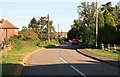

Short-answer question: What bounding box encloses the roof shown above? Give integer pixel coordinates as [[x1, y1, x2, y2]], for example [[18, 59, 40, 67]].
[[0, 19, 19, 29], [55, 32, 68, 35]]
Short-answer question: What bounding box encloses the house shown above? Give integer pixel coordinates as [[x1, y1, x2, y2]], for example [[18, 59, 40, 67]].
[[0, 19, 19, 44], [55, 32, 68, 38]]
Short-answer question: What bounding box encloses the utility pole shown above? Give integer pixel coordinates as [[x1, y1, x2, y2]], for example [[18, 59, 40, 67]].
[[47, 14, 50, 43], [58, 24, 59, 38], [96, 0, 98, 48], [61, 29, 62, 37]]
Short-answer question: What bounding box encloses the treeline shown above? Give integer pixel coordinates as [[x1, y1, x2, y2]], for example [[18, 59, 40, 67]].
[[68, 2, 120, 48], [17, 16, 56, 41]]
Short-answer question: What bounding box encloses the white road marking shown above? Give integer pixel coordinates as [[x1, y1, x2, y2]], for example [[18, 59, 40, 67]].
[[57, 50, 86, 76], [70, 65, 87, 77], [57, 51, 60, 57], [57, 50, 67, 63], [59, 57, 68, 63]]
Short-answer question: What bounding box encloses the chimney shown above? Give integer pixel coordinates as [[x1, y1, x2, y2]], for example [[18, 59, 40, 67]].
[[0, 19, 4, 23]]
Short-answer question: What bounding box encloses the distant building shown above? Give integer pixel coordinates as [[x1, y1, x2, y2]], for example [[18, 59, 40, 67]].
[[0, 19, 19, 44], [55, 32, 68, 38]]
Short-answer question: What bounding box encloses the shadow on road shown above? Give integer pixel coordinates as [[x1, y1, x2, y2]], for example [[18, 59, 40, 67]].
[[1, 61, 119, 76], [45, 42, 82, 50]]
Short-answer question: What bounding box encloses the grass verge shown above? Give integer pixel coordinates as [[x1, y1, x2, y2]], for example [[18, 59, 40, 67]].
[[1, 38, 59, 75], [86, 48, 120, 60]]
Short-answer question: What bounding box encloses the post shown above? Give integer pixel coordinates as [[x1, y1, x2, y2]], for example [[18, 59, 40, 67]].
[[101, 43, 104, 50], [108, 44, 110, 51], [61, 29, 62, 37], [47, 14, 50, 43], [95, 0, 98, 48], [114, 44, 117, 51], [58, 24, 59, 38]]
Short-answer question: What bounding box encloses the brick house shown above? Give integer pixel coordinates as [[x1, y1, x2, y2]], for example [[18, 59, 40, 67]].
[[0, 19, 19, 44]]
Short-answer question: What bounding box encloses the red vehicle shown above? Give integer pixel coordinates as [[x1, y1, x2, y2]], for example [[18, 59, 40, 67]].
[[72, 39, 79, 45]]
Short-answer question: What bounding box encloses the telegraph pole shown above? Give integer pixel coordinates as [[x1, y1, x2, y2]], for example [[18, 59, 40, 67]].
[[61, 29, 62, 36], [47, 14, 50, 43], [96, 0, 98, 48], [58, 24, 59, 38]]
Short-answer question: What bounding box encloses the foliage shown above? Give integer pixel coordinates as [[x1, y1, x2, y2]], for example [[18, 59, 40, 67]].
[[1, 36, 59, 75], [18, 27, 39, 41], [68, 2, 120, 48], [2, 38, 40, 75], [68, 2, 96, 48], [27, 16, 56, 41], [28, 17, 39, 31], [9, 38, 22, 50]]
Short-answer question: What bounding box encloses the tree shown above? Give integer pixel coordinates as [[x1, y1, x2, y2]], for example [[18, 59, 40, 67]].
[[98, 12, 104, 28], [77, 2, 96, 25], [102, 9, 116, 44], [98, 12, 104, 46], [28, 17, 39, 30], [38, 16, 56, 40], [77, 2, 96, 47]]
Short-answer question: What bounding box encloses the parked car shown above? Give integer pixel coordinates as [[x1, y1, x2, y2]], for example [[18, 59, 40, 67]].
[[72, 39, 79, 45]]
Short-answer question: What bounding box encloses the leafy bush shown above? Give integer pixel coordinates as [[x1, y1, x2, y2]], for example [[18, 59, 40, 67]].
[[18, 27, 39, 41], [9, 38, 22, 50]]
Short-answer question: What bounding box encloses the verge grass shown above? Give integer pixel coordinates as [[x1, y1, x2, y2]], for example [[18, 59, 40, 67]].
[[1, 38, 59, 75], [86, 48, 120, 60]]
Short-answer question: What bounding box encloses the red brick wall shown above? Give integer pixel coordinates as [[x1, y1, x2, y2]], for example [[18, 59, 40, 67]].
[[0, 29, 18, 43], [6, 29, 18, 39], [0, 29, 2, 44]]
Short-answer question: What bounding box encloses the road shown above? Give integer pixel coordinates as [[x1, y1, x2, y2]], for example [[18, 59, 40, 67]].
[[21, 43, 119, 76]]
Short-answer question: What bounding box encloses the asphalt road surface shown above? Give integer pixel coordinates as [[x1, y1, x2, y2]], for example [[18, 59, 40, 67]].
[[21, 43, 119, 76]]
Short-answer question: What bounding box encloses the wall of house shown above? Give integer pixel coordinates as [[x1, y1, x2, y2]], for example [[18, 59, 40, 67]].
[[0, 29, 18, 43], [6, 29, 18, 39], [0, 29, 3, 44]]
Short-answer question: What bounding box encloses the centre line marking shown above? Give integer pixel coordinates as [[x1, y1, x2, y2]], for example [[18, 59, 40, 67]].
[[57, 50, 67, 63], [70, 65, 87, 77], [57, 50, 86, 76], [59, 57, 67, 63]]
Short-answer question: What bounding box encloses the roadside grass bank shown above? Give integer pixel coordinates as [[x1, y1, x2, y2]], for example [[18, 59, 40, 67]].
[[86, 48, 120, 60], [1, 38, 59, 75]]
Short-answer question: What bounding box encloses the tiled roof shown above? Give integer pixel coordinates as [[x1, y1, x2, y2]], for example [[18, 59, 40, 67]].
[[0, 19, 19, 29]]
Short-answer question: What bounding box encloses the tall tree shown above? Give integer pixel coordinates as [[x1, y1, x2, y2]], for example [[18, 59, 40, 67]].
[[98, 12, 104, 46], [102, 9, 116, 44], [28, 17, 39, 30], [38, 16, 56, 40], [77, 2, 96, 47]]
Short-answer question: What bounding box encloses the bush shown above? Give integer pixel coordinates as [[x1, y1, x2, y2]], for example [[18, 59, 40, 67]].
[[18, 27, 39, 41], [9, 38, 22, 50], [3, 39, 10, 45]]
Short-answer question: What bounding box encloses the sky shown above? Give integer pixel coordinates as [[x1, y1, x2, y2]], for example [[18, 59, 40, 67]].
[[0, 0, 119, 32]]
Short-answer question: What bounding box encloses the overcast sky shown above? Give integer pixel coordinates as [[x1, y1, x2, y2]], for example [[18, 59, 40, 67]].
[[0, 0, 119, 32]]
